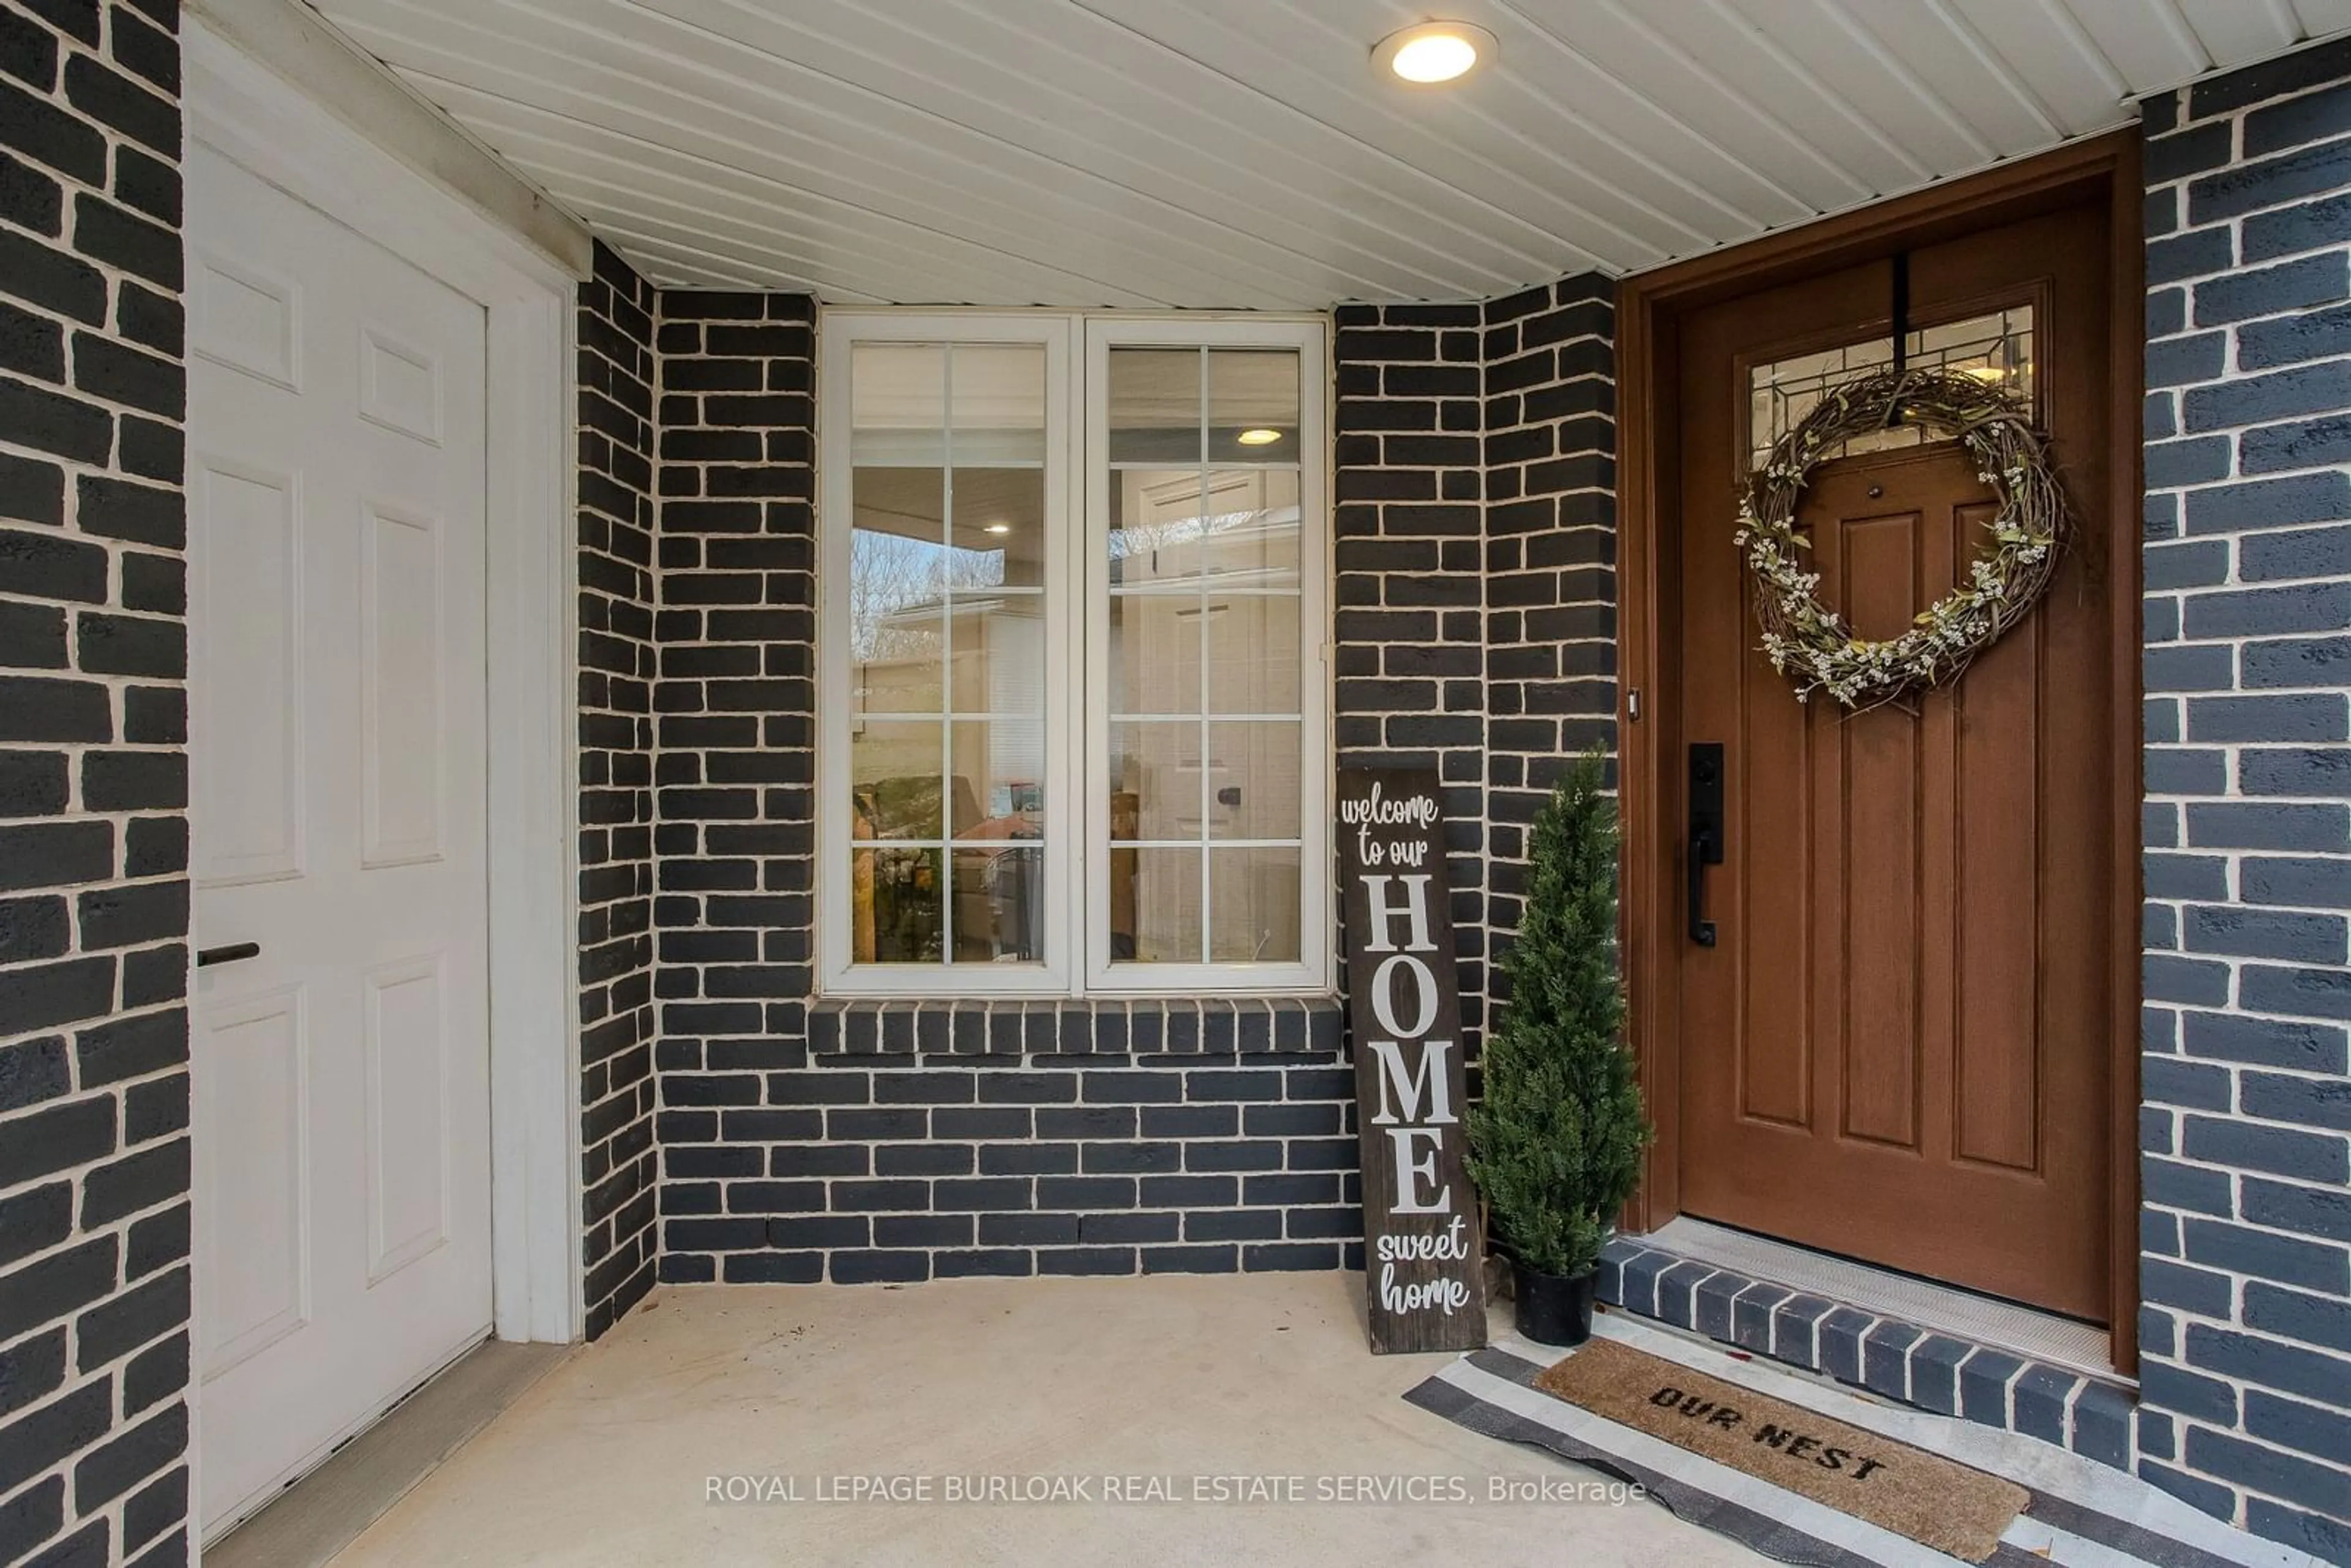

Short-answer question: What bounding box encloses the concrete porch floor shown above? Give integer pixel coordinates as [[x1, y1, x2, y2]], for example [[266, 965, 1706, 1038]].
[[322, 1273, 1766, 1566]]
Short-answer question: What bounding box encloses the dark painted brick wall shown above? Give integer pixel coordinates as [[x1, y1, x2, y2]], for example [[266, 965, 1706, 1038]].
[[1479, 277, 1618, 978], [641, 289, 1621, 1286], [0, 2, 192, 1564], [2139, 35, 2351, 1564], [647, 290, 831, 1278], [1330, 302, 1490, 1048], [642, 298, 1374, 1284], [577, 239, 658, 1340], [661, 1042, 1362, 1286], [640, 288, 1626, 1287], [645, 288, 819, 1061], [1330, 279, 1618, 1058]]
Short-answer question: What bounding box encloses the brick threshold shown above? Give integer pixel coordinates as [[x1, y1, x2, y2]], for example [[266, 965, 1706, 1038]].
[[1597, 1236, 2140, 1474]]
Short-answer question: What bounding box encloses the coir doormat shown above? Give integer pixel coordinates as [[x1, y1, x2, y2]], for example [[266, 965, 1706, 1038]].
[[1534, 1338, 2028, 1563]]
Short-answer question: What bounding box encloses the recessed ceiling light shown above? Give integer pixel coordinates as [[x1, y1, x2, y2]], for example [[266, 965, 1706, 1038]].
[[984, 522, 1012, 535], [1237, 427, 1284, 446], [1373, 21, 1495, 85]]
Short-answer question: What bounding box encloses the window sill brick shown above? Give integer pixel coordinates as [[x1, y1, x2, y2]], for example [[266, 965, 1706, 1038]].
[[806, 996, 1342, 1059]]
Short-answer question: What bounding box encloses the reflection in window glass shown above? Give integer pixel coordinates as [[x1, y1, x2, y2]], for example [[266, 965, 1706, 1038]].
[[1109, 846, 1200, 963], [1104, 346, 1305, 970], [851, 846, 941, 964], [1109, 469, 1300, 588], [947, 468, 1044, 589], [1206, 722, 1302, 841], [1747, 305, 2033, 470], [1210, 846, 1301, 963], [1107, 348, 1201, 466], [1207, 348, 1300, 463], [849, 340, 1047, 966], [851, 720, 945, 839]]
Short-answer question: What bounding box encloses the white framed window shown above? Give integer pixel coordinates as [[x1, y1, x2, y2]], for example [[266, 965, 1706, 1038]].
[[1083, 318, 1330, 994], [817, 312, 1331, 999]]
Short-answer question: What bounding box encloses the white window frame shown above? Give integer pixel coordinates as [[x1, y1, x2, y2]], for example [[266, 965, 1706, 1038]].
[[817, 310, 1332, 999]]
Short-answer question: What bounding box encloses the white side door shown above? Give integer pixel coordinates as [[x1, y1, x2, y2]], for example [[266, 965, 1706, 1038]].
[[187, 141, 492, 1537]]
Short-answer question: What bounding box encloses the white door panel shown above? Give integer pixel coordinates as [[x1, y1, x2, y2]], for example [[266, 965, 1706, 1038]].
[[362, 953, 451, 1281], [189, 141, 493, 1537], [360, 500, 446, 866], [193, 985, 308, 1375], [189, 249, 301, 391], [190, 459, 303, 887]]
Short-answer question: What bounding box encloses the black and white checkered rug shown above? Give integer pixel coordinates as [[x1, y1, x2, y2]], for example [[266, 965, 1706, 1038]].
[[1405, 1315, 2324, 1568]]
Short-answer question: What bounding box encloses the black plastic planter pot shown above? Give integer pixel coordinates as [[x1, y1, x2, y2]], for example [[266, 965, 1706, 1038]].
[[1512, 1261, 1597, 1347]]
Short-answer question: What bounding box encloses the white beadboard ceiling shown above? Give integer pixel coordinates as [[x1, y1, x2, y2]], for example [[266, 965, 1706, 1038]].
[[309, 0, 2351, 307]]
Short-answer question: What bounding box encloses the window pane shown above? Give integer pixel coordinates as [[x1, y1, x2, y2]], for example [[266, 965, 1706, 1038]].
[[1107, 595, 1202, 716], [950, 344, 1044, 465], [1207, 721, 1300, 841], [1207, 349, 1299, 463], [1210, 846, 1300, 962], [1201, 469, 1299, 586], [852, 721, 944, 840], [1108, 471, 1299, 589], [1109, 348, 1201, 465], [855, 469, 1044, 594], [853, 467, 948, 602], [1747, 304, 2034, 470], [1111, 846, 1201, 963], [1207, 595, 1299, 715], [852, 599, 942, 715], [951, 844, 1043, 962], [950, 718, 1044, 838], [948, 468, 1043, 589], [947, 598, 1046, 722], [852, 343, 942, 465], [853, 846, 943, 964], [1109, 722, 1200, 841], [1109, 468, 1206, 583]]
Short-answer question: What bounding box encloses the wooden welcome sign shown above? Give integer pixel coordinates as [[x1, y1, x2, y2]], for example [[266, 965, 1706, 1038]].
[[1337, 768, 1486, 1355]]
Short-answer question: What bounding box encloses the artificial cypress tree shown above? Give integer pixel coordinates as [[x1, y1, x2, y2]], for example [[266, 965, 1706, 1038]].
[[1467, 750, 1651, 1280]]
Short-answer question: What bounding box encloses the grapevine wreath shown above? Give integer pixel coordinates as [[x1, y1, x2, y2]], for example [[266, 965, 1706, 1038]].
[[1733, 365, 2069, 713]]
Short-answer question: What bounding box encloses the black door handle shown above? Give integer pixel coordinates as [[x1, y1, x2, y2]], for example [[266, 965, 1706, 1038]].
[[1689, 743, 1724, 948], [197, 942, 260, 968], [1689, 827, 1717, 947]]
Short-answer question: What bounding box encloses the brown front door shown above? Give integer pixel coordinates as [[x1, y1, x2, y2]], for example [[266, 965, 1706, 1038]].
[[1674, 200, 2116, 1321]]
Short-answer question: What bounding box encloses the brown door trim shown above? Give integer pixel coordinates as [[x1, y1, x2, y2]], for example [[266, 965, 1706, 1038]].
[[1614, 130, 2145, 1371]]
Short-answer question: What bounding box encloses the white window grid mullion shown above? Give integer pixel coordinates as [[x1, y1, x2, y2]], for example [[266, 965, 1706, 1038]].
[[939, 341, 956, 967], [1196, 345, 1213, 969], [1114, 708, 1307, 727], [1067, 324, 1090, 1001], [1082, 323, 1109, 992]]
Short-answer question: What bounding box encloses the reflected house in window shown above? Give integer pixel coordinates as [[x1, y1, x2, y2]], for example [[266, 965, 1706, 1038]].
[[851, 579, 1046, 964], [847, 340, 1050, 966]]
